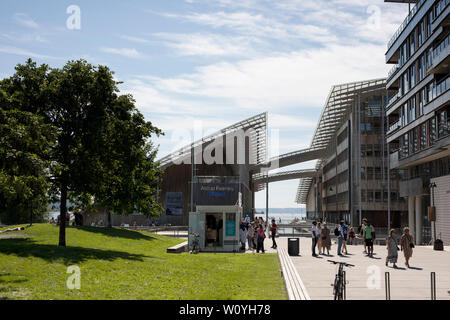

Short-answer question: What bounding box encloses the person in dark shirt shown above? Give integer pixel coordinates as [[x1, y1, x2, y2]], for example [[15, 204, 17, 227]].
[[270, 219, 277, 249]]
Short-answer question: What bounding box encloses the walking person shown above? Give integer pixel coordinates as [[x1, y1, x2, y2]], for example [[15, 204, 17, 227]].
[[342, 221, 349, 254], [320, 223, 331, 255], [252, 222, 258, 250], [239, 221, 247, 251], [363, 221, 375, 257], [337, 220, 344, 256], [247, 222, 254, 251], [359, 218, 367, 253], [256, 224, 266, 253], [311, 221, 319, 257], [386, 229, 399, 268], [348, 227, 356, 245], [270, 219, 277, 249], [317, 222, 322, 254], [400, 227, 414, 268]]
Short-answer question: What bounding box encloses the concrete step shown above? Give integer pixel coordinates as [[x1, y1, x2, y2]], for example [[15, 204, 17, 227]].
[[167, 241, 188, 253]]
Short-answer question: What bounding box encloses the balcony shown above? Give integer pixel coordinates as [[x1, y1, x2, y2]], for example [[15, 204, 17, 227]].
[[387, 120, 401, 135], [386, 91, 401, 110], [387, 0, 425, 50], [387, 64, 400, 82]]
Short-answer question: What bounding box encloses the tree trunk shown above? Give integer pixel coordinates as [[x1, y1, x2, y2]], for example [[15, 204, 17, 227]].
[[107, 209, 112, 228], [59, 182, 67, 247], [29, 209, 33, 226]]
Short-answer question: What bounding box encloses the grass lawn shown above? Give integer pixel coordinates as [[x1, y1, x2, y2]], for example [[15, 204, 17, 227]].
[[0, 224, 287, 300]]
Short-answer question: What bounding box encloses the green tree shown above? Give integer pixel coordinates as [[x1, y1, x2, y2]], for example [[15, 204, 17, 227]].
[[0, 106, 56, 224], [1, 59, 162, 245]]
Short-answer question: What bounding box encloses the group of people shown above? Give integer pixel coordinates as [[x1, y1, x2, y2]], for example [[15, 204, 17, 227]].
[[239, 217, 278, 253], [311, 217, 416, 268]]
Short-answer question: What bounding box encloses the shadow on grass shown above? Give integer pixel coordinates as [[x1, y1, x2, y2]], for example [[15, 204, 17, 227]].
[[0, 238, 152, 264], [71, 226, 157, 241]]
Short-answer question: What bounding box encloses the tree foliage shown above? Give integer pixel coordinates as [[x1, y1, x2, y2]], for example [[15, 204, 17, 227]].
[[0, 59, 163, 244]]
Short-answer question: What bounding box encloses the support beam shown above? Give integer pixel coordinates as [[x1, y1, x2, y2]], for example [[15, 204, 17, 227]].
[[415, 195, 422, 245], [408, 196, 415, 239]]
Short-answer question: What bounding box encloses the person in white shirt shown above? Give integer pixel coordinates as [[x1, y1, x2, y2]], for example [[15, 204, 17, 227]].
[[311, 221, 319, 257]]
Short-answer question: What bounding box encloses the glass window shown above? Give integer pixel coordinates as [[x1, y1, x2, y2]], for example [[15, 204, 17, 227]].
[[367, 167, 374, 180], [367, 190, 374, 202], [360, 167, 366, 180], [361, 190, 366, 202], [366, 145, 373, 157], [420, 123, 427, 149], [375, 167, 382, 180], [375, 191, 382, 202], [430, 117, 437, 144], [410, 64, 416, 88], [418, 21, 425, 47], [410, 33, 416, 57], [360, 144, 366, 157], [438, 108, 449, 138], [403, 71, 409, 94]]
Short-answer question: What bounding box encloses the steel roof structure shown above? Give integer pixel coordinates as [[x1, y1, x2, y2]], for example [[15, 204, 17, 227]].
[[295, 78, 387, 204], [158, 112, 267, 169]]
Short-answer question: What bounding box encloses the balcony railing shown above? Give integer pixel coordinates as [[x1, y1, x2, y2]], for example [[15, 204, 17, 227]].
[[387, 0, 425, 50], [387, 91, 401, 109], [433, 0, 450, 22], [387, 64, 400, 82], [429, 76, 450, 101], [432, 34, 450, 61], [388, 121, 401, 134]]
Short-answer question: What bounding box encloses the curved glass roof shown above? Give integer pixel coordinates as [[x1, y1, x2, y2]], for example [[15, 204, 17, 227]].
[[296, 78, 386, 204]]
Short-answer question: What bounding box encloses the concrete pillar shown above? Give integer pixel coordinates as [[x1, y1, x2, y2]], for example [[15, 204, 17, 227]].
[[415, 195, 422, 245], [408, 196, 415, 239]]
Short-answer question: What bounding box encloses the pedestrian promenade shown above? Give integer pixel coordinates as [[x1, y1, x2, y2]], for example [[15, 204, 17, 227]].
[[269, 237, 450, 300]]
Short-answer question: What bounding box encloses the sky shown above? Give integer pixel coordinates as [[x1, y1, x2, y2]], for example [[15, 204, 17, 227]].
[[0, 0, 410, 208]]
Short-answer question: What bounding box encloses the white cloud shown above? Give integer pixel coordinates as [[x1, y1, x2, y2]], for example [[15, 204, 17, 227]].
[[118, 35, 150, 44], [13, 13, 39, 29], [100, 47, 144, 59], [0, 45, 59, 59], [153, 32, 259, 57]]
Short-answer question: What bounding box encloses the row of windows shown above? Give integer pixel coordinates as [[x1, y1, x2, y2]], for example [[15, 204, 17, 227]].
[[399, 105, 450, 159], [361, 144, 386, 158], [391, 75, 450, 131], [361, 190, 403, 203]]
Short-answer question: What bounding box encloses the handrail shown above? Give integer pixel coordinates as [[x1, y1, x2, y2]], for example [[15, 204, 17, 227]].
[[387, 0, 425, 51]]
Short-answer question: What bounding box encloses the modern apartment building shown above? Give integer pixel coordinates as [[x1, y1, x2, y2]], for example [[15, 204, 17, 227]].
[[296, 79, 408, 232], [385, 0, 450, 244]]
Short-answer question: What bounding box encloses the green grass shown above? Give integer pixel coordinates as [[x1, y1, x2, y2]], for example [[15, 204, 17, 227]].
[[0, 224, 287, 300]]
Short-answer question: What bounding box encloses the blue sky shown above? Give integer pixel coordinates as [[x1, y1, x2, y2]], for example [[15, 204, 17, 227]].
[[0, 0, 410, 208]]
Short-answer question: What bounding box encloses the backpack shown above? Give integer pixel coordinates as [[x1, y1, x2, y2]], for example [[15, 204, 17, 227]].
[[334, 227, 340, 236]]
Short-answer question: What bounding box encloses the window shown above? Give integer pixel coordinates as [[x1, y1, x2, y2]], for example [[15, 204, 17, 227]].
[[383, 191, 388, 202], [367, 167, 374, 180], [418, 55, 425, 81], [409, 129, 418, 153], [400, 133, 409, 158], [360, 167, 366, 180], [367, 190, 374, 202], [375, 167, 382, 180], [410, 33, 416, 57], [430, 117, 437, 144], [403, 71, 410, 94], [360, 144, 366, 157], [408, 97, 416, 122], [373, 145, 381, 157], [375, 191, 382, 202], [418, 20, 425, 47], [410, 64, 416, 88], [391, 191, 398, 201], [420, 123, 427, 150], [366, 145, 373, 157], [438, 108, 449, 138], [361, 190, 366, 202]]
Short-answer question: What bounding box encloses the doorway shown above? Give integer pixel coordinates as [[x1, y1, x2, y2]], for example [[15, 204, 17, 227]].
[[205, 213, 223, 248]]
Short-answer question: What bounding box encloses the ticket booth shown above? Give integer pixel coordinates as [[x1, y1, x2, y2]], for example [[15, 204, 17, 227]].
[[189, 205, 242, 252]]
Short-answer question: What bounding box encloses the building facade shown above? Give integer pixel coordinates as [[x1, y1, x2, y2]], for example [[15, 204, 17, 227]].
[[385, 0, 450, 244], [297, 80, 408, 233]]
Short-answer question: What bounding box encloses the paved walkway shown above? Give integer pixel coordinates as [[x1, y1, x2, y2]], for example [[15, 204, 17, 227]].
[[262, 237, 450, 300]]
